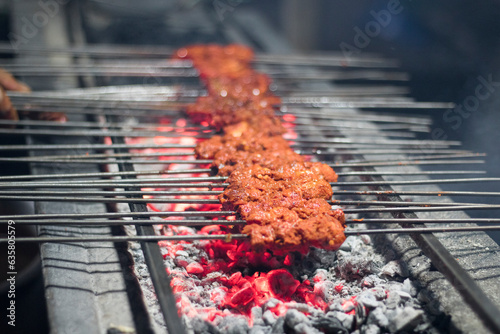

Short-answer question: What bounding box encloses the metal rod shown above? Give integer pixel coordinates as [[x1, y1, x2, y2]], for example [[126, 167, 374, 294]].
[[331, 160, 484, 168], [0, 142, 462, 152], [0, 143, 196, 151], [0, 182, 221, 189], [0, 219, 245, 226], [2, 217, 499, 226], [0, 169, 483, 183], [0, 190, 487, 207], [336, 170, 486, 176], [346, 225, 500, 234], [334, 190, 500, 197], [283, 100, 453, 109], [342, 152, 486, 163], [343, 205, 500, 214], [0, 43, 398, 67], [0, 118, 210, 131], [0, 117, 430, 133], [0, 157, 212, 165], [333, 177, 500, 186], [2, 65, 410, 81], [0, 170, 220, 181], [2, 177, 498, 190], [0, 211, 223, 220], [288, 109, 433, 124], [4, 225, 500, 244], [0, 195, 221, 204], [0, 128, 212, 138], [346, 218, 500, 224], [0, 157, 480, 166]]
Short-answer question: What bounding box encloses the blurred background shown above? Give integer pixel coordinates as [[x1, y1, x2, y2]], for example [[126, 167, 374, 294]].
[[0, 1, 499, 332]]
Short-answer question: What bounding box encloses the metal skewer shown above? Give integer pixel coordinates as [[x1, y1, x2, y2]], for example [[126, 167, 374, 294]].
[[333, 190, 500, 197], [3, 225, 500, 244], [1, 176, 497, 189], [0, 169, 482, 183], [0, 151, 479, 164], [0, 42, 399, 67], [0, 118, 430, 133], [1, 217, 499, 226]]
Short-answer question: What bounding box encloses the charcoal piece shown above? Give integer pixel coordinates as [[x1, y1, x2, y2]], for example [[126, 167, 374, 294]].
[[380, 260, 408, 278], [217, 316, 249, 334], [366, 307, 389, 328], [402, 278, 417, 297], [191, 317, 221, 334], [360, 324, 380, 334], [357, 292, 379, 309], [263, 298, 281, 310], [388, 307, 424, 332], [249, 325, 272, 334], [252, 306, 265, 326], [327, 301, 344, 312], [263, 310, 277, 326], [370, 287, 387, 301], [293, 322, 322, 334], [284, 309, 310, 329], [326, 311, 354, 331], [385, 292, 401, 309], [394, 290, 412, 301], [271, 316, 285, 334], [311, 316, 348, 334]]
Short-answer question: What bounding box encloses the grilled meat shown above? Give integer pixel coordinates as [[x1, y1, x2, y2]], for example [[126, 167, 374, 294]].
[[176, 44, 346, 254]]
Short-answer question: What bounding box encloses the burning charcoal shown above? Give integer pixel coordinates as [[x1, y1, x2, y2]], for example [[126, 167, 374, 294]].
[[313, 269, 328, 281], [366, 307, 389, 328], [186, 261, 205, 274], [174, 255, 191, 267], [357, 292, 379, 309], [313, 281, 335, 301], [341, 300, 355, 313], [263, 310, 277, 326], [387, 306, 424, 332], [263, 298, 281, 311]]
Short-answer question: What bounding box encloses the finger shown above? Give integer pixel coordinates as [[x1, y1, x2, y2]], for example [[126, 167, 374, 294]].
[[0, 68, 31, 92], [0, 87, 18, 121]]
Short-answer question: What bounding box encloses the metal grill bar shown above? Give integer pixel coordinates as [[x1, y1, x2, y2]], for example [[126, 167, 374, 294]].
[[3, 225, 500, 244]]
